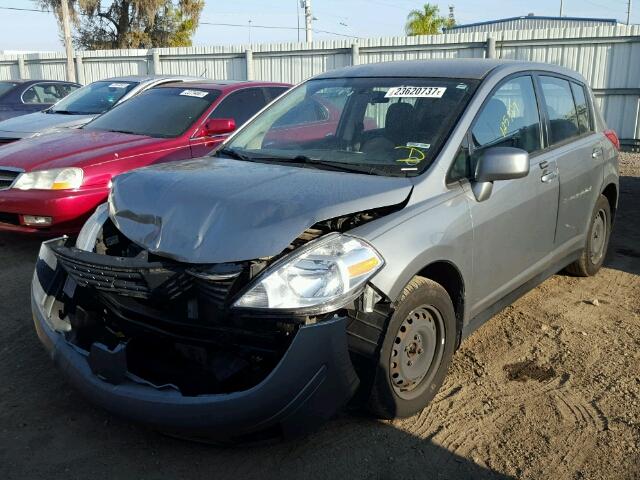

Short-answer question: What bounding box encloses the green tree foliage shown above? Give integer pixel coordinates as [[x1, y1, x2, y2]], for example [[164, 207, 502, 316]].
[[405, 3, 454, 36], [38, 0, 204, 49]]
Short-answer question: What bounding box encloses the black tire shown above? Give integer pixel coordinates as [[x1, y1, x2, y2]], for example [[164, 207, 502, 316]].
[[366, 276, 457, 419], [565, 194, 612, 277]]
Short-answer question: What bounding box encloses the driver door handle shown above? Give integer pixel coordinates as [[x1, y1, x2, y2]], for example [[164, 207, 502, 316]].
[[541, 171, 558, 183]]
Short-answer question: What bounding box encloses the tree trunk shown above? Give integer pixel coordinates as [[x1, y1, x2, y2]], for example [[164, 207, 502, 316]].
[[116, 0, 131, 48]]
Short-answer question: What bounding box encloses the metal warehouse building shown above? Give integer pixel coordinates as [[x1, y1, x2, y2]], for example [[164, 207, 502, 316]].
[[445, 15, 621, 33]]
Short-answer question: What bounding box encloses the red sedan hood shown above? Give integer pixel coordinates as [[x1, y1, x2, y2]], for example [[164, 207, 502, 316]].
[[0, 129, 168, 171]]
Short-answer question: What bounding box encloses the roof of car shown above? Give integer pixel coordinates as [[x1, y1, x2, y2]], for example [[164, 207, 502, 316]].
[[313, 59, 583, 81], [0, 79, 77, 85], [100, 75, 199, 83], [155, 80, 291, 90]]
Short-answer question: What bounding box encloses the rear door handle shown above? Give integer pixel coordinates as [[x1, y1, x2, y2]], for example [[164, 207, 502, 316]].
[[539, 160, 549, 169]]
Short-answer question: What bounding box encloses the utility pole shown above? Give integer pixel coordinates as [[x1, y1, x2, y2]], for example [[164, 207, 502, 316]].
[[627, 0, 633, 25], [297, 0, 301, 42], [304, 0, 313, 43], [559, 0, 564, 17], [60, 0, 76, 82]]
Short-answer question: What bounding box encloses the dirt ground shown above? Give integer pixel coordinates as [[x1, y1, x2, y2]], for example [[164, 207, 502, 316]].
[[0, 154, 638, 480]]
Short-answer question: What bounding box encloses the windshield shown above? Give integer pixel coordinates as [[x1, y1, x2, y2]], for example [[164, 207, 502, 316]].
[[49, 80, 138, 115], [0, 82, 18, 97], [84, 87, 221, 138], [221, 77, 478, 176]]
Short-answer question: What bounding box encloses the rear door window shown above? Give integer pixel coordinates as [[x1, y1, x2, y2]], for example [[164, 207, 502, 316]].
[[210, 88, 268, 127], [0, 82, 18, 97], [23, 83, 79, 105], [539, 76, 581, 145], [264, 87, 289, 102]]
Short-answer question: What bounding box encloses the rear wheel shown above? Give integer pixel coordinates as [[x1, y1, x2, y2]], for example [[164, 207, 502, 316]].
[[565, 194, 611, 277], [367, 277, 457, 419]]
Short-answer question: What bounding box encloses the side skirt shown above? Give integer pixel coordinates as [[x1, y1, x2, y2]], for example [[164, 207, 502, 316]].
[[461, 250, 581, 341]]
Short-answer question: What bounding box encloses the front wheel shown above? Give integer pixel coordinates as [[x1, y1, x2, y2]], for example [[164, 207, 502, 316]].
[[366, 277, 457, 419], [565, 194, 612, 277]]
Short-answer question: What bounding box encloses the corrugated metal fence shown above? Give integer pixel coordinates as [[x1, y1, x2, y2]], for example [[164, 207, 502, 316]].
[[1, 25, 639, 143]]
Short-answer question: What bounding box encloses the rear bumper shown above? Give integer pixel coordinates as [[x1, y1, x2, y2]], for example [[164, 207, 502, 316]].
[[0, 186, 108, 234], [31, 239, 360, 441]]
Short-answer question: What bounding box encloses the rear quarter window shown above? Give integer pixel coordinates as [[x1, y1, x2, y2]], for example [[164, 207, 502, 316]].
[[570, 82, 593, 134], [210, 88, 268, 127]]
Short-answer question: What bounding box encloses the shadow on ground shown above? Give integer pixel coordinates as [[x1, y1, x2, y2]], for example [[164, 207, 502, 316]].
[[606, 176, 640, 276]]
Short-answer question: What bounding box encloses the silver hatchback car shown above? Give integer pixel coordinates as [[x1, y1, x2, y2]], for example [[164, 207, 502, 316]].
[[31, 59, 619, 442]]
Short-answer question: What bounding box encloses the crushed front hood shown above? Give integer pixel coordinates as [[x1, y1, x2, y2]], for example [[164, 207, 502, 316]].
[[109, 157, 413, 263]]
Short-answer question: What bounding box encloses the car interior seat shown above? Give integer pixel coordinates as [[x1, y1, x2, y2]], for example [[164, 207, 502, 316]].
[[361, 102, 416, 156]]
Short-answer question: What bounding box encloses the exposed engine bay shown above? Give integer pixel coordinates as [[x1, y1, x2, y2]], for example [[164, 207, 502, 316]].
[[42, 205, 398, 398]]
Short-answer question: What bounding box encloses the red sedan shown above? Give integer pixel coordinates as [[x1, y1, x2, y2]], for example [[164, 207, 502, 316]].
[[0, 80, 289, 234]]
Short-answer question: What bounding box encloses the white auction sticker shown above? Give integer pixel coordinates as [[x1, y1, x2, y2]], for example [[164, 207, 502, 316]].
[[385, 86, 447, 98], [108, 83, 130, 89], [407, 142, 431, 149], [179, 89, 209, 98]]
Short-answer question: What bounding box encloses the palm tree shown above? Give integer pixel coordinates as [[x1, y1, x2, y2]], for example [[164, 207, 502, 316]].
[[405, 3, 446, 36]]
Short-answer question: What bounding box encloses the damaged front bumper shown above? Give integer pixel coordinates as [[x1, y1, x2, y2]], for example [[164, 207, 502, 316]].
[[31, 238, 360, 442]]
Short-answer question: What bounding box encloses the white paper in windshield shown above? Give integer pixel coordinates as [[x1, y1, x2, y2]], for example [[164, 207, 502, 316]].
[[179, 89, 209, 98], [385, 86, 447, 98], [108, 83, 130, 89]]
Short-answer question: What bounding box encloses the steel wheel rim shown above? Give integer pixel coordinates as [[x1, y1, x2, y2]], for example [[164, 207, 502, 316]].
[[590, 209, 607, 264], [389, 305, 445, 400]]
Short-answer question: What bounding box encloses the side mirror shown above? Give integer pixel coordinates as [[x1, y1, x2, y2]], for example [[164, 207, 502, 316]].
[[199, 118, 236, 137], [471, 147, 529, 202]]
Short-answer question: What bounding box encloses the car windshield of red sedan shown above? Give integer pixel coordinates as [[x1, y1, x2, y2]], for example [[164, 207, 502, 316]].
[[0, 81, 19, 97], [84, 87, 221, 138], [48, 80, 138, 115], [220, 77, 478, 177]]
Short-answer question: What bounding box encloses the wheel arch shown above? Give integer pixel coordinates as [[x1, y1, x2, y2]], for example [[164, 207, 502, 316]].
[[601, 182, 618, 221], [414, 260, 465, 346]]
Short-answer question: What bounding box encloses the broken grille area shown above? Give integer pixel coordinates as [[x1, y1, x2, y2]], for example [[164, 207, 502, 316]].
[[0, 168, 21, 190], [53, 245, 241, 307], [48, 243, 299, 396]]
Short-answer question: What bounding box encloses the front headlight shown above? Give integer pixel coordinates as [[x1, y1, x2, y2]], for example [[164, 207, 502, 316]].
[[234, 233, 384, 312], [13, 167, 83, 190], [76, 203, 109, 252]]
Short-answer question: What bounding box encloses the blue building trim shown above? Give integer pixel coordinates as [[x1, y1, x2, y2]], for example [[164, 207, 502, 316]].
[[447, 15, 618, 31]]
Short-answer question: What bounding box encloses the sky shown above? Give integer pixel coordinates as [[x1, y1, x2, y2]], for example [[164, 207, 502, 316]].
[[0, 0, 637, 52]]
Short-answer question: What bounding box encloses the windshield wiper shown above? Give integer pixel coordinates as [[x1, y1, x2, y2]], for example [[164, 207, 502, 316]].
[[255, 154, 394, 176], [48, 110, 85, 115], [107, 129, 138, 135], [215, 147, 253, 161], [216, 149, 406, 176]]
